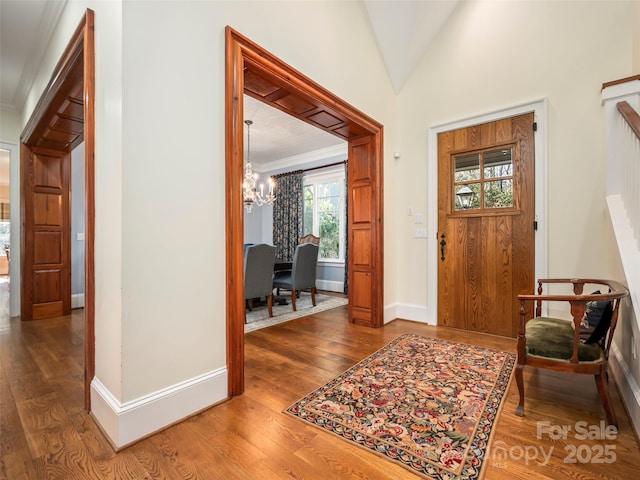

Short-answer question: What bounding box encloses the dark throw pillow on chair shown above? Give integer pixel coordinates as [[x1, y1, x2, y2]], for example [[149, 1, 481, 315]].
[[579, 290, 613, 345]]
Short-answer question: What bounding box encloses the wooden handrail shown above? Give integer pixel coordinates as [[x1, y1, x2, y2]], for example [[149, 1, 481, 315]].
[[617, 101, 640, 139], [602, 74, 640, 90]]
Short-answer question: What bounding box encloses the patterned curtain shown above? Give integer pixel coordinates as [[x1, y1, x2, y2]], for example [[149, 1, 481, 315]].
[[272, 170, 303, 261], [343, 161, 348, 295]]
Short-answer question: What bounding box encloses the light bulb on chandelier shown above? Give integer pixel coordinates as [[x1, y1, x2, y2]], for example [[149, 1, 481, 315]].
[[243, 119, 275, 212]]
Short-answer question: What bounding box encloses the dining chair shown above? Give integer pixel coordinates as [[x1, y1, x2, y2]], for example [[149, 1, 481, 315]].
[[244, 244, 276, 320], [272, 243, 319, 311]]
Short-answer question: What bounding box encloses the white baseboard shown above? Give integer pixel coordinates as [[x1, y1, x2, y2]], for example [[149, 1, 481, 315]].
[[609, 344, 640, 439], [72, 293, 84, 309], [91, 367, 228, 449], [317, 279, 344, 293], [384, 302, 433, 325]]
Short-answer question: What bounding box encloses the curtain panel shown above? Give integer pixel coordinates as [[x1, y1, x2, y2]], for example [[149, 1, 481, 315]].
[[272, 170, 303, 261]]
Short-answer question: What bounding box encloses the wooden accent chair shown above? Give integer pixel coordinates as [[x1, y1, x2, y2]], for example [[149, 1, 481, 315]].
[[244, 244, 276, 320], [272, 243, 319, 311], [515, 278, 628, 429], [299, 234, 320, 246]]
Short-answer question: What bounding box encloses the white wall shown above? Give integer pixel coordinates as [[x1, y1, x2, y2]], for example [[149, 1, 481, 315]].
[[634, 1, 640, 73], [395, 0, 634, 314], [21, 0, 395, 446], [0, 109, 22, 317], [22, 0, 125, 431], [243, 206, 265, 245], [119, 0, 394, 439], [71, 143, 85, 307], [21, 0, 636, 446], [395, 0, 639, 433]]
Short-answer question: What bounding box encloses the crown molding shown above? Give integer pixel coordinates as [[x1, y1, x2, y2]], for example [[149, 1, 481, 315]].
[[253, 143, 348, 173]]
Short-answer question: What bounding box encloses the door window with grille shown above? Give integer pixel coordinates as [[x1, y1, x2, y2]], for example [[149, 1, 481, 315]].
[[453, 147, 514, 212]]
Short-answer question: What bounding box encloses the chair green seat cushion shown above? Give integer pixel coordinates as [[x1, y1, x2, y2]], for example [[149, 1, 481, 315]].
[[525, 317, 604, 362]]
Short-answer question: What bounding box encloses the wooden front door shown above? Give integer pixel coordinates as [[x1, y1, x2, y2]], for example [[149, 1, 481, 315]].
[[437, 113, 535, 337], [21, 147, 72, 321]]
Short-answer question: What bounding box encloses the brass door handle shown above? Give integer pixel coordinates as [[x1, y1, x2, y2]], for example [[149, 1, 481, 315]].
[[440, 234, 446, 261]]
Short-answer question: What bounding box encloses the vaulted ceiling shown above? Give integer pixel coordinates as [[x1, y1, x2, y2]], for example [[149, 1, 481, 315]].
[[0, 0, 460, 166]]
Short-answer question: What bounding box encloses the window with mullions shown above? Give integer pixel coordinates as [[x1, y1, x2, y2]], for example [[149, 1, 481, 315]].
[[303, 169, 346, 261], [453, 147, 514, 211]]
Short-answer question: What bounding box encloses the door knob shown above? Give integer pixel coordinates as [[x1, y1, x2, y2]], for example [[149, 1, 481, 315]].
[[440, 234, 446, 261]]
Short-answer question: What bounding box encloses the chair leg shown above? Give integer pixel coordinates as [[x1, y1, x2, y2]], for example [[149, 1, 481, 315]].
[[267, 294, 273, 317], [515, 364, 525, 416], [291, 291, 297, 311], [594, 371, 618, 431], [311, 287, 316, 306]]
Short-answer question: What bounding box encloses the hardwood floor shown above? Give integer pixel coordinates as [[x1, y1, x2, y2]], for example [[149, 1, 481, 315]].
[[1, 283, 638, 479]]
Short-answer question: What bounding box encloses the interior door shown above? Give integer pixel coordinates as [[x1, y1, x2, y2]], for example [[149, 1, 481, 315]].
[[437, 113, 535, 337], [21, 146, 71, 321]]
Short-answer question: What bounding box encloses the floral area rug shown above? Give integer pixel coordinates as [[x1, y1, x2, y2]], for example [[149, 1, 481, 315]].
[[285, 334, 515, 479]]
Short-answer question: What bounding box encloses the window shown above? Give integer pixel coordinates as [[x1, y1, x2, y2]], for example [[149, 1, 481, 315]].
[[453, 147, 514, 211], [0, 221, 8, 252], [0, 203, 8, 221], [303, 168, 346, 261]]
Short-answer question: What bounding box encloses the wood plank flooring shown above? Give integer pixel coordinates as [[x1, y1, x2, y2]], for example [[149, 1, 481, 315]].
[[1, 283, 638, 479]]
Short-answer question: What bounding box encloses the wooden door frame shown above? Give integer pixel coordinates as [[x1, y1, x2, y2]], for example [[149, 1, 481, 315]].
[[427, 100, 549, 322], [20, 10, 95, 410], [225, 27, 384, 396]]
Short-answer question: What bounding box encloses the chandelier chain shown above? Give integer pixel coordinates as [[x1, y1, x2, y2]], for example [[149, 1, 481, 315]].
[[243, 119, 275, 212]]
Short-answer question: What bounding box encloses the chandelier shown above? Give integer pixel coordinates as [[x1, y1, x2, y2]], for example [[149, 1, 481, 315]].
[[243, 119, 275, 212]]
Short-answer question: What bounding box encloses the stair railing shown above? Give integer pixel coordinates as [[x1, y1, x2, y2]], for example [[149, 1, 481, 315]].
[[602, 75, 640, 325]]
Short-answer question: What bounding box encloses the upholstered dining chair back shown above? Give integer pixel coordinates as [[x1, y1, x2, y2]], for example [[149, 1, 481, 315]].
[[273, 243, 319, 311], [244, 244, 276, 317], [291, 243, 319, 288]]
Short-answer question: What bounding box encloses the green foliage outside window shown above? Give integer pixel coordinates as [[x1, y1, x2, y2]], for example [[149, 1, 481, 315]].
[[484, 179, 513, 208], [303, 175, 344, 260], [0, 222, 9, 251], [319, 211, 339, 259]]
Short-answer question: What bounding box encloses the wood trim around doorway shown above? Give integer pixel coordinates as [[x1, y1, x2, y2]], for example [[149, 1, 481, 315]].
[[225, 26, 384, 396], [19, 9, 95, 410]]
